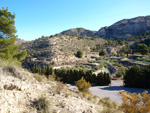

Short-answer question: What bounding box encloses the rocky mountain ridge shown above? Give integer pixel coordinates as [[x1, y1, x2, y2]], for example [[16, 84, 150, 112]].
[[60, 16, 150, 39]]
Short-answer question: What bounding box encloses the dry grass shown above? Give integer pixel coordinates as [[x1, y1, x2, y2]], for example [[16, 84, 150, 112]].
[[98, 98, 122, 113], [31, 94, 50, 113], [33, 74, 47, 82]]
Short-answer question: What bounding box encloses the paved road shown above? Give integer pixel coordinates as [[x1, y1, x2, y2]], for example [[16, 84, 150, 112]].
[[90, 80, 150, 105]]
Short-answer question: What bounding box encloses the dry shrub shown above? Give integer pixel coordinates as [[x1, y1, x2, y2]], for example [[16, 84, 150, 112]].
[[75, 77, 91, 92], [55, 81, 65, 94], [34, 74, 46, 82], [120, 91, 150, 113], [98, 98, 117, 108], [32, 95, 49, 113], [1, 58, 25, 80], [98, 98, 120, 113]]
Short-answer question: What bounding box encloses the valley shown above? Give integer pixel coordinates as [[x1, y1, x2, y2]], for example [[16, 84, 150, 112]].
[[1, 5, 150, 112]]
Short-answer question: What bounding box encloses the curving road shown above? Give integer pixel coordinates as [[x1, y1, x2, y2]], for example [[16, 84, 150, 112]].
[[90, 80, 150, 104]]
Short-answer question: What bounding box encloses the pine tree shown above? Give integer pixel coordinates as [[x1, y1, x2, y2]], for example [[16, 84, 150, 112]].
[[0, 7, 16, 39], [0, 7, 27, 63]]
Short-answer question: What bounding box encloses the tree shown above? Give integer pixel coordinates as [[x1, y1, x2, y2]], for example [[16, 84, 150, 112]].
[[99, 49, 107, 56], [96, 72, 111, 86], [77, 50, 83, 58], [118, 40, 124, 45], [0, 7, 16, 39], [121, 45, 131, 56], [0, 7, 27, 63], [124, 65, 150, 88], [135, 43, 148, 55]]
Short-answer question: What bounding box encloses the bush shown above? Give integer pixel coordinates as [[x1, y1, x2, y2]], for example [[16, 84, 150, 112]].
[[121, 91, 150, 113], [99, 49, 107, 56], [77, 50, 83, 58], [135, 57, 141, 60], [75, 77, 91, 92], [120, 52, 125, 57], [116, 67, 125, 78]]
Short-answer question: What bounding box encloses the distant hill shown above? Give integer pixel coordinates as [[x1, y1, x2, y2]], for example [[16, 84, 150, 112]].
[[60, 16, 150, 40], [60, 28, 97, 37]]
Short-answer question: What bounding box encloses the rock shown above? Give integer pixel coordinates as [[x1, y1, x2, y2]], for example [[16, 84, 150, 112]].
[[3, 84, 21, 91]]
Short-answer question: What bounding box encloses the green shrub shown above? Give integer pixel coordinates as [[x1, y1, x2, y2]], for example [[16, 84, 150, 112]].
[[77, 50, 83, 58], [114, 62, 122, 67], [116, 67, 125, 78], [99, 49, 107, 56], [141, 57, 147, 61], [135, 57, 141, 60], [75, 77, 91, 92], [120, 52, 125, 57]]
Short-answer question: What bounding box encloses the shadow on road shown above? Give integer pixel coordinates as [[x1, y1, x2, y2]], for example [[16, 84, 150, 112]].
[[100, 86, 150, 93]]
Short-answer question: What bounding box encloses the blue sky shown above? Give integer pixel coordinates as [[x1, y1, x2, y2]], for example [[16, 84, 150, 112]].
[[0, 0, 150, 40]]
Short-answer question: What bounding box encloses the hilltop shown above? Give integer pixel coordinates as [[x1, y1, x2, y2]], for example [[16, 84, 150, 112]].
[[60, 28, 97, 37]]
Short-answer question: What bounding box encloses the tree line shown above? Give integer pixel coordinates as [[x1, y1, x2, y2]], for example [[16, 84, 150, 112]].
[[32, 65, 111, 86]]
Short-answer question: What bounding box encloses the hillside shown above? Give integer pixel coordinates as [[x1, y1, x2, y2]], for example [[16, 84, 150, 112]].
[[0, 59, 122, 113], [19, 35, 106, 69], [60, 16, 150, 40]]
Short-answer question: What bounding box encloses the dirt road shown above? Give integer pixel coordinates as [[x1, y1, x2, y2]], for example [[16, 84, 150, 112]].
[[90, 80, 150, 104]]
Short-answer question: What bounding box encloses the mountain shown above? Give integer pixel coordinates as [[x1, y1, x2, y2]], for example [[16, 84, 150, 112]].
[[97, 16, 150, 39], [60, 16, 150, 40], [60, 28, 97, 37]]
